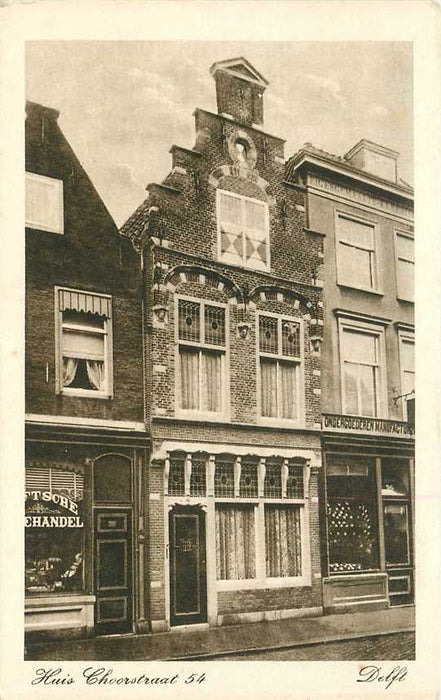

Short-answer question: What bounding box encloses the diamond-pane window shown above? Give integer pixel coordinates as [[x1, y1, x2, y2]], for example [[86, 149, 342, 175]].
[[215, 460, 235, 497], [259, 316, 278, 354], [205, 305, 226, 346], [282, 321, 301, 358], [178, 300, 200, 342], [218, 190, 269, 271], [286, 464, 304, 498], [240, 461, 258, 498], [168, 458, 185, 495], [264, 462, 282, 499], [190, 460, 207, 496]]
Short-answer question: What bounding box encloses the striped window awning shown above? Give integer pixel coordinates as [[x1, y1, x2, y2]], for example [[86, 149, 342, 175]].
[[26, 465, 84, 501], [58, 288, 112, 318]]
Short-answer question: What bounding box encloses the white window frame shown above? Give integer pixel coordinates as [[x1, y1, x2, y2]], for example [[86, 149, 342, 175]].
[[335, 210, 381, 293], [394, 229, 414, 302], [216, 189, 270, 272], [55, 287, 113, 399], [257, 311, 305, 427], [338, 316, 388, 418], [175, 295, 229, 421], [214, 459, 310, 590], [398, 330, 415, 420], [26, 172, 64, 235]]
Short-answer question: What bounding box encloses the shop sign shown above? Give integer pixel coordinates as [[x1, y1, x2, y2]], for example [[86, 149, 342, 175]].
[[25, 491, 84, 527], [322, 414, 414, 439]]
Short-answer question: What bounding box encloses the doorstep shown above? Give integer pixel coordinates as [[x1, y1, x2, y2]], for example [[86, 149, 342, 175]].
[[25, 606, 415, 661]]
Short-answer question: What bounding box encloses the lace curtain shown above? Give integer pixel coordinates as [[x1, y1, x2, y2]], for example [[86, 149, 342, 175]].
[[216, 505, 255, 580], [265, 505, 302, 577]]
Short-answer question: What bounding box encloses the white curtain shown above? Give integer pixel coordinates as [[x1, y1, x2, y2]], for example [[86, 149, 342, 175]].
[[261, 359, 277, 417], [203, 352, 221, 412], [216, 506, 255, 580], [62, 357, 79, 387], [280, 363, 297, 419], [180, 349, 199, 409], [86, 360, 105, 391], [265, 506, 302, 577]]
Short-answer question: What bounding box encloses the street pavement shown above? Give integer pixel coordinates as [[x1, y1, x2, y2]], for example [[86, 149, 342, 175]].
[[212, 632, 415, 660]]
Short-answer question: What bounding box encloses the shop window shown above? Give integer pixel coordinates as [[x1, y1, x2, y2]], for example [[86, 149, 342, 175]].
[[326, 457, 379, 574], [215, 504, 256, 580], [381, 459, 411, 567], [177, 298, 226, 416], [94, 455, 131, 503], [265, 505, 302, 577], [56, 288, 113, 398], [339, 319, 386, 417], [395, 231, 414, 302], [336, 214, 378, 291], [217, 190, 269, 271], [26, 171, 64, 234], [25, 466, 84, 595], [259, 314, 302, 423]]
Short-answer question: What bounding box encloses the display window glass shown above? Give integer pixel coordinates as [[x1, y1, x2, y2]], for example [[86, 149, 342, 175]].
[[25, 467, 85, 595]]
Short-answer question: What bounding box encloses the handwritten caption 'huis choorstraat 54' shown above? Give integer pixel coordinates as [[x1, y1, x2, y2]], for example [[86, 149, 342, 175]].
[[31, 668, 206, 686]]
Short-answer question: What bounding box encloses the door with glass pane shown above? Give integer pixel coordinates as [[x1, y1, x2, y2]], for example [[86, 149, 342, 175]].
[[95, 508, 133, 634], [169, 506, 207, 626]]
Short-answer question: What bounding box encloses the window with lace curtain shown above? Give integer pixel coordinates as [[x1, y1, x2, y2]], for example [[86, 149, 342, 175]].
[[176, 297, 227, 416], [55, 288, 113, 397], [258, 313, 302, 423]]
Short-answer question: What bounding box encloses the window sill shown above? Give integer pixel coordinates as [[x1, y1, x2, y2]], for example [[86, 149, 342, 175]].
[[175, 410, 229, 422], [257, 417, 306, 429], [337, 283, 384, 297], [397, 296, 414, 304], [217, 576, 311, 591], [218, 257, 271, 275], [59, 389, 112, 400]]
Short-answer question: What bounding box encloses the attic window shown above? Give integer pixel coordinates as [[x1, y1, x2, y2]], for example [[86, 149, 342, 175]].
[[26, 172, 64, 234]]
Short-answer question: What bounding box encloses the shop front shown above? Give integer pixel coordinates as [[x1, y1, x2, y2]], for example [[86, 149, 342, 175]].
[[24, 421, 149, 643], [321, 415, 414, 613]]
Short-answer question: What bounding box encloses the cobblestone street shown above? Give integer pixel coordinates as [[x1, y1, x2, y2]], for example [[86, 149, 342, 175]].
[[214, 632, 415, 661]]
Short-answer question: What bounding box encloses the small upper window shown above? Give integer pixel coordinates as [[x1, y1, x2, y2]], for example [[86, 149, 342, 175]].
[[218, 190, 269, 271], [395, 231, 414, 302], [56, 288, 112, 398], [26, 172, 63, 234], [336, 214, 378, 291]]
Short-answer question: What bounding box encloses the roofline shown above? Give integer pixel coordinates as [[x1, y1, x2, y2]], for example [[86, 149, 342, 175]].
[[345, 138, 400, 161], [209, 57, 269, 87], [194, 107, 286, 144], [26, 100, 60, 120], [288, 151, 413, 202]]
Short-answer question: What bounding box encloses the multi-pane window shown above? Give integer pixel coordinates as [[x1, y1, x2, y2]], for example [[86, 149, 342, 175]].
[[177, 298, 226, 415], [340, 325, 384, 417], [214, 458, 235, 498], [218, 190, 269, 271], [259, 314, 302, 421], [399, 333, 415, 419], [395, 232, 414, 302], [336, 215, 377, 291], [56, 288, 112, 397], [26, 172, 64, 234]]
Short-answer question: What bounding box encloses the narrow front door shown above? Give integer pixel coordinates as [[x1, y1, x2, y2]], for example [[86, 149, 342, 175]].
[[94, 508, 133, 635], [169, 507, 207, 626]]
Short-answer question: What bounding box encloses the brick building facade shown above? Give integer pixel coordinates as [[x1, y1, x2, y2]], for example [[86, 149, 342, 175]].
[[121, 58, 325, 631], [25, 102, 149, 641], [286, 140, 415, 613]]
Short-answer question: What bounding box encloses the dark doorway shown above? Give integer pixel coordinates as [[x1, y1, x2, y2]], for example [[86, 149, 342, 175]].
[[94, 508, 133, 635], [169, 506, 207, 626]]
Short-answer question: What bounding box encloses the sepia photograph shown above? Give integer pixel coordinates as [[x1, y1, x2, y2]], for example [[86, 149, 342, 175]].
[[1, 2, 440, 698], [23, 40, 415, 662]]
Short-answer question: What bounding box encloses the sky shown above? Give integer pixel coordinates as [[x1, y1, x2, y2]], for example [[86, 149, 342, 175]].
[[26, 41, 413, 227]]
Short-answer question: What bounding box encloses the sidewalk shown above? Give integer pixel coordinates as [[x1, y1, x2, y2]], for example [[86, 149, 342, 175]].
[[25, 606, 415, 661]]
